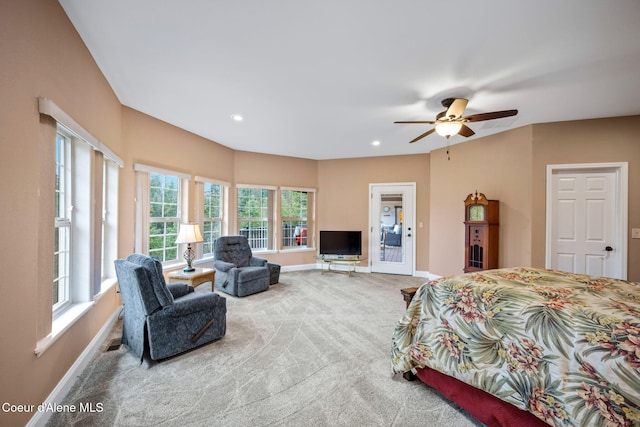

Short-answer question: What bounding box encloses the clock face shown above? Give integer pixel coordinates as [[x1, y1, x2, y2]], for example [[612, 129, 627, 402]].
[[469, 205, 485, 221], [383, 206, 390, 212]]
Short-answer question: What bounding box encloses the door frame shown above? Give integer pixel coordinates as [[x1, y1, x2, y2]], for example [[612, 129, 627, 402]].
[[545, 162, 628, 279], [368, 182, 416, 275]]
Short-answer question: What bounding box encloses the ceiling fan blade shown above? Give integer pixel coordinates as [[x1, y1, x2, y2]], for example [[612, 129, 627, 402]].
[[409, 128, 436, 143], [463, 109, 518, 122], [458, 124, 475, 137], [446, 98, 468, 118], [394, 120, 436, 124]]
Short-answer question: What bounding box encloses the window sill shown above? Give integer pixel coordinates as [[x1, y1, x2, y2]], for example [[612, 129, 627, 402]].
[[279, 247, 316, 254], [34, 302, 94, 357], [249, 249, 276, 255], [95, 277, 117, 299]]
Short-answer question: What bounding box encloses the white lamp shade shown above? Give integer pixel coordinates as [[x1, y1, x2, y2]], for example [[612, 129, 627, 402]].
[[176, 223, 204, 243], [435, 121, 463, 137]]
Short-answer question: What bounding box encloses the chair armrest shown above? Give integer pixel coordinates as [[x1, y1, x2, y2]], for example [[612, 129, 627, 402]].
[[213, 260, 236, 272], [168, 292, 225, 317], [250, 256, 268, 267], [167, 283, 194, 299]]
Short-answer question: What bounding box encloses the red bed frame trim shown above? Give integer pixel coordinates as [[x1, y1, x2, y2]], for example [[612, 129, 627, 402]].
[[415, 366, 549, 427]]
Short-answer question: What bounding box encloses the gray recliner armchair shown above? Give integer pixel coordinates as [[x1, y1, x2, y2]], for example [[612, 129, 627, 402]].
[[114, 254, 226, 361], [213, 235, 270, 297]]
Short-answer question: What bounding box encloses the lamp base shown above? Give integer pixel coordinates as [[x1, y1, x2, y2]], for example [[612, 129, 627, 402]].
[[182, 244, 196, 273]]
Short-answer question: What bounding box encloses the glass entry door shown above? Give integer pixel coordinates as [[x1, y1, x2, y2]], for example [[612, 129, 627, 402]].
[[370, 183, 414, 275]]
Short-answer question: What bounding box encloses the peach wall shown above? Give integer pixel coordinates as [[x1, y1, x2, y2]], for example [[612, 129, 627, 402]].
[[3, 2, 640, 425], [233, 151, 319, 267], [531, 116, 640, 281], [317, 154, 431, 272], [428, 126, 534, 277], [0, 1, 123, 425], [120, 107, 236, 257]]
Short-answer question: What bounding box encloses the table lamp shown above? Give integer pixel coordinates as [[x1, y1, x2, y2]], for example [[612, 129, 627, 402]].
[[175, 223, 204, 272]]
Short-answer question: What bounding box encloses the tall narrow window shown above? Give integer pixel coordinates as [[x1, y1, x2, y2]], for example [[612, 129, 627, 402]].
[[54, 132, 71, 313], [202, 182, 223, 256], [134, 164, 189, 264], [101, 159, 119, 286], [149, 173, 180, 262], [281, 189, 314, 248], [39, 98, 123, 355], [237, 186, 275, 250]]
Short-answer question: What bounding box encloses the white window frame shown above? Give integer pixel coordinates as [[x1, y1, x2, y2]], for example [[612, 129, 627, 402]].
[[37, 98, 123, 356], [236, 184, 277, 252], [280, 187, 316, 250], [54, 131, 72, 314], [195, 176, 229, 259], [134, 164, 190, 266], [100, 159, 119, 289]]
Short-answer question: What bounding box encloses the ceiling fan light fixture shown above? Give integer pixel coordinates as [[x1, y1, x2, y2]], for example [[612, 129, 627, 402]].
[[435, 121, 462, 137]]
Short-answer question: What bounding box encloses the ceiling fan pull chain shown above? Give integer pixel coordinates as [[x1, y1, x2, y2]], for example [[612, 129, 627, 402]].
[[446, 137, 450, 160]]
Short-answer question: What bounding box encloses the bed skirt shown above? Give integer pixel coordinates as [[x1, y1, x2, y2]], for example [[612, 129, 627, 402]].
[[415, 366, 548, 427]]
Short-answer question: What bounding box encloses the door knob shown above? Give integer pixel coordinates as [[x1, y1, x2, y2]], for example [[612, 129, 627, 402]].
[[605, 246, 613, 252]]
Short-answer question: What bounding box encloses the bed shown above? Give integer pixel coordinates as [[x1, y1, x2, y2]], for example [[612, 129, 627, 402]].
[[392, 267, 640, 427]]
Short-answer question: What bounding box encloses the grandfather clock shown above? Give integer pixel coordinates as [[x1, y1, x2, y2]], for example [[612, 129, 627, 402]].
[[464, 191, 499, 273]]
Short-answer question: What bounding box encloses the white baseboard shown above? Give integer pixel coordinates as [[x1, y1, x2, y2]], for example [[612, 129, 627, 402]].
[[279, 263, 440, 280], [280, 263, 317, 272], [27, 306, 122, 427], [414, 270, 442, 280]]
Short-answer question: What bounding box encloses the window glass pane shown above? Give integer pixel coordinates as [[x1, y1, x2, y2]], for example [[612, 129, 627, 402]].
[[164, 202, 178, 217], [281, 190, 308, 247], [149, 173, 180, 262], [237, 187, 270, 250], [150, 203, 162, 217], [54, 132, 71, 311], [203, 183, 222, 256]]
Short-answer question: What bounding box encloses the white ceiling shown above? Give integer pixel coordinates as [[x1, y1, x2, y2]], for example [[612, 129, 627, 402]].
[[59, 0, 640, 160]]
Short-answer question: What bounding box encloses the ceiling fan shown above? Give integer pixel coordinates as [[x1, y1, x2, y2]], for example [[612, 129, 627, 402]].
[[395, 98, 518, 143]]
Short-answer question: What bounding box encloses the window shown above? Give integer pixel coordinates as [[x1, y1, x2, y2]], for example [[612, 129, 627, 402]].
[[149, 173, 180, 262], [237, 186, 275, 250], [54, 132, 71, 312], [101, 159, 119, 284], [134, 164, 190, 264], [281, 189, 315, 249], [39, 97, 123, 327], [202, 181, 224, 256]]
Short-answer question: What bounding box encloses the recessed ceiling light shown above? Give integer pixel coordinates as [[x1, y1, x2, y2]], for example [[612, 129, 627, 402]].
[[371, 140, 381, 146], [231, 114, 243, 122]]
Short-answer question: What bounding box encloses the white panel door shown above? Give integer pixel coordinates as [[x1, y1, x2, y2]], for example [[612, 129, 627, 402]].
[[549, 168, 623, 278]]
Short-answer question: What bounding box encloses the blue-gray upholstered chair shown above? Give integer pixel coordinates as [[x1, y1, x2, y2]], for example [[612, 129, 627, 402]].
[[114, 254, 226, 361], [213, 235, 270, 297]]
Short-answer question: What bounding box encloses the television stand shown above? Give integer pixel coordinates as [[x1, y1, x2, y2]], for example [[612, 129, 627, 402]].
[[315, 255, 363, 277]]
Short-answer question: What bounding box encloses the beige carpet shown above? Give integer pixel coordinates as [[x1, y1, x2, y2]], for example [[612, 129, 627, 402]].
[[46, 270, 483, 427]]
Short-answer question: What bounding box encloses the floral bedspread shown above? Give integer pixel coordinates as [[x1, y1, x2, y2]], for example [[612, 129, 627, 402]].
[[391, 267, 640, 426]]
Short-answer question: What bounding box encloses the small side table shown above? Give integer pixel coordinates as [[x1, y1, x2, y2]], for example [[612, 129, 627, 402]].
[[400, 287, 418, 309], [167, 267, 215, 290]]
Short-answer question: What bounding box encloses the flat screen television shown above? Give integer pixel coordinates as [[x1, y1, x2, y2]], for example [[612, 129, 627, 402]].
[[319, 230, 362, 257]]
